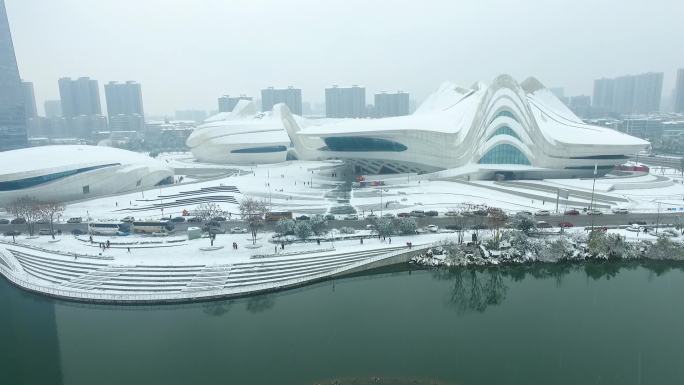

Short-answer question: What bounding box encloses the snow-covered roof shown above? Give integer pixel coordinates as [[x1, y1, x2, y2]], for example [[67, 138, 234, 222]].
[[527, 89, 649, 147], [0, 145, 167, 179], [300, 88, 484, 137]]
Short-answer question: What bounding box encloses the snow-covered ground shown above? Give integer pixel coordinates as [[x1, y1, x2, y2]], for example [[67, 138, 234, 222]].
[[3, 156, 684, 222]]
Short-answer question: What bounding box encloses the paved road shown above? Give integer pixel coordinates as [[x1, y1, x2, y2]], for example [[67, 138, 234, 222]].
[[1, 212, 681, 236]]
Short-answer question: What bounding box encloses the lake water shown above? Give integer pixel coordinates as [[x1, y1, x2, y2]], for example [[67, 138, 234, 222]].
[[2, 262, 684, 385]]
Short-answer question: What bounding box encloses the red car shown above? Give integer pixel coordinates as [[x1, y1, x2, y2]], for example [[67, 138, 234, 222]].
[[564, 209, 580, 216], [559, 222, 574, 228]]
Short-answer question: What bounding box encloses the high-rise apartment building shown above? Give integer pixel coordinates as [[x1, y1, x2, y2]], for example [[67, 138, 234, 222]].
[[58, 77, 102, 118], [44, 100, 62, 118], [374, 91, 409, 118], [325, 85, 366, 118], [632, 72, 663, 114], [593, 72, 663, 116], [261, 87, 302, 115], [568, 95, 591, 118], [675, 69, 684, 113], [218, 95, 252, 112], [0, 0, 28, 151], [592, 78, 614, 112], [104, 81, 143, 117], [104, 81, 144, 132], [21, 81, 37, 118]]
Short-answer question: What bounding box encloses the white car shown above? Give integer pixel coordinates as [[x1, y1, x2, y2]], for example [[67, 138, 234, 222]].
[[534, 210, 551, 216], [444, 210, 459, 217], [230, 227, 248, 234], [426, 224, 439, 233], [612, 208, 629, 214], [587, 209, 603, 215], [38, 228, 53, 236]]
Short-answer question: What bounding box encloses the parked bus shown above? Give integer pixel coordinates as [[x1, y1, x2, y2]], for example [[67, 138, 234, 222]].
[[132, 221, 175, 234], [265, 211, 293, 222], [88, 222, 130, 236]]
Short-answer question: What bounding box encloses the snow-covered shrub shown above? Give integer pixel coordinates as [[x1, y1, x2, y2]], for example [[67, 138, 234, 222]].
[[275, 219, 295, 236], [339, 227, 356, 234], [646, 236, 684, 260], [512, 216, 536, 235], [309, 214, 328, 235], [294, 221, 313, 240], [375, 218, 395, 237], [394, 217, 417, 235]]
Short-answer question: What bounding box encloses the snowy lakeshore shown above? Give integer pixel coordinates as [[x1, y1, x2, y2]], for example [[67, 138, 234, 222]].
[[2, 221, 684, 304], [410, 226, 684, 268]]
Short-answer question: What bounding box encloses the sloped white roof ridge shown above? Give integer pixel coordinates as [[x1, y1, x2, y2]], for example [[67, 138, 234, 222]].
[[414, 81, 476, 114], [203, 100, 258, 123]]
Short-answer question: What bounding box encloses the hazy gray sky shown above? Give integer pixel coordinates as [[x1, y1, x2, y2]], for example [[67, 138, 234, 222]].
[[6, 0, 684, 115]]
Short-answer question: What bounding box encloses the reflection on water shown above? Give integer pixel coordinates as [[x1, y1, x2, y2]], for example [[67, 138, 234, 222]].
[[0, 282, 63, 385], [201, 300, 233, 317], [3, 260, 684, 385], [432, 261, 684, 313], [246, 294, 276, 313]]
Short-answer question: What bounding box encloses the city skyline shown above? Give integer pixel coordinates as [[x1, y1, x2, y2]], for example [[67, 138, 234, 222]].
[[4, 0, 684, 116]]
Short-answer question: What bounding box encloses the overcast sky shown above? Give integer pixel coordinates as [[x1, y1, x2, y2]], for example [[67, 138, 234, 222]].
[[6, 0, 684, 116]]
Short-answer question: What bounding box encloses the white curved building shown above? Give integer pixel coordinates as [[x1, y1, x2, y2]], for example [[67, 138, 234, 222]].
[[186, 100, 298, 165], [279, 75, 649, 179], [0, 145, 173, 205]]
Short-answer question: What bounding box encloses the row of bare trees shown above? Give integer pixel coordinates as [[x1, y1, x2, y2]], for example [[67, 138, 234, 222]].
[[195, 197, 268, 245], [5, 196, 65, 238]]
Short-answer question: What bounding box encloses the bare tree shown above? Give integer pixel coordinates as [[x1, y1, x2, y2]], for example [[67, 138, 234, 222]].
[[195, 202, 223, 245], [239, 197, 268, 245], [37, 201, 65, 239], [6, 196, 42, 236]]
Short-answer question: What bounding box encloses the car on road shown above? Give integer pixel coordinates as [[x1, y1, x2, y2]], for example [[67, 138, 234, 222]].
[[397, 212, 410, 218], [325, 214, 336, 221], [171, 216, 186, 223], [120, 216, 135, 223], [410, 210, 425, 217], [515, 211, 533, 218], [382, 213, 395, 219], [444, 210, 459, 217], [366, 214, 378, 220], [186, 216, 202, 223], [461, 211, 474, 217], [534, 210, 551, 216], [38, 228, 54, 236], [425, 210, 439, 217], [536, 221, 552, 229], [564, 209, 580, 216], [612, 208, 629, 214], [426, 224, 439, 233], [344, 214, 358, 220], [473, 209, 488, 216], [230, 227, 247, 234], [67, 217, 83, 223], [587, 209, 603, 215], [3, 230, 20, 237], [10, 218, 26, 224], [35, 218, 50, 224], [0, 219, 9, 224], [559, 222, 574, 228], [71, 229, 85, 235], [295, 215, 310, 221], [212, 216, 226, 222], [630, 220, 647, 226]]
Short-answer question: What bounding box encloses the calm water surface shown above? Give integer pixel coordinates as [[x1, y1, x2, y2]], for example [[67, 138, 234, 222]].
[[2, 262, 684, 385]]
